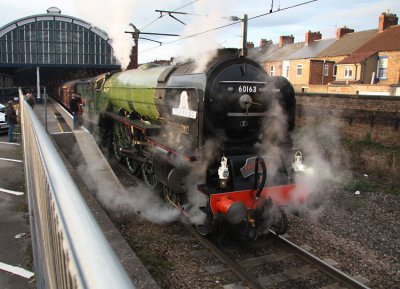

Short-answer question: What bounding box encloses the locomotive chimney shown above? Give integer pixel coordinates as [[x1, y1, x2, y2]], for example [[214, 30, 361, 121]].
[[247, 42, 254, 48], [127, 24, 139, 70], [279, 35, 294, 47], [379, 10, 398, 32], [305, 31, 321, 46], [336, 26, 354, 39]]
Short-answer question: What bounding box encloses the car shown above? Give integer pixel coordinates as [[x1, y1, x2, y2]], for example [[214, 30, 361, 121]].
[[0, 103, 9, 133]]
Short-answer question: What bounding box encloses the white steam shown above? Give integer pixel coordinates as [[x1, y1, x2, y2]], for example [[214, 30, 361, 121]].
[[257, 82, 346, 217], [291, 108, 347, 215], [181, 138, 225, 225], [73, 0, 137, 69], [174, 0, 238, 72], [74, 142, 181, 224]]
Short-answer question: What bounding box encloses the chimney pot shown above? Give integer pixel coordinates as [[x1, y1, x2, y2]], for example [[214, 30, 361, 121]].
[[279, 35, 294, 47], [305, 31, 322, 45], [379, 11, 398, 31], [336, 26, 354, 39]]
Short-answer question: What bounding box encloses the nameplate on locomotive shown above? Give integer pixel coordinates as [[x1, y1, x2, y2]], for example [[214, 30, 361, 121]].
[[240, 156, 273, 178], [172, 90, 197, 119], [172, 108, 197, 119]]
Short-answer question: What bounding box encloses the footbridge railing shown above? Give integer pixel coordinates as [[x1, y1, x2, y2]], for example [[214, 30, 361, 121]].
[[19, 89, 136, 289]]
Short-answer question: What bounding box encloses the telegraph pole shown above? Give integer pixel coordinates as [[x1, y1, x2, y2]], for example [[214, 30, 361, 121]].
[[240, 14, 248, 57]]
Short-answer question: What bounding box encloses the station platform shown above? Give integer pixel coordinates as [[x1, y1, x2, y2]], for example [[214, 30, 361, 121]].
[[0, 134, 34, 289], [0, 99, 160, 289]]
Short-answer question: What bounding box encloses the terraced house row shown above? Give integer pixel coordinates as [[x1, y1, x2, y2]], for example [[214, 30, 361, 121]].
[[248, 10, 400, 96]]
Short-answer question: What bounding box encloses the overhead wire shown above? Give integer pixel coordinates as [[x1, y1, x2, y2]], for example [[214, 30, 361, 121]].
[[139, 0, 199, 31], [139, 0, 318, 54]]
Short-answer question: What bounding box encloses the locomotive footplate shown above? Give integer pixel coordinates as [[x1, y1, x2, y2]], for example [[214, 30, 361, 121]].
[[101, 111, 160, 135]]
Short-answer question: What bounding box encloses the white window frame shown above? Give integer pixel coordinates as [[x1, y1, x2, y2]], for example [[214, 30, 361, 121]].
[[376, 56, 388, 79], [344, 65, 353, 79], [333, 64, 337, 77], [324, 64, 329, 76], [296, 64, 303, 76], [269, 65, 275, 76]]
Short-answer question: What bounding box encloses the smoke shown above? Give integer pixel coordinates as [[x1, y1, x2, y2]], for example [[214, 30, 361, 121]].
[[294, 110, 348, 189], [174, 0, 237, 72], [73, 0, 137, 69], [257, 80, 347, 218], [181, 137, 225, 225], [73, 142, 181, 224], [258, 89, 289, 180], [290, 107, 348, 215]]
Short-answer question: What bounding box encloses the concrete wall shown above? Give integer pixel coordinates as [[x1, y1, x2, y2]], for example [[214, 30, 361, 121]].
[[296, 93, 400, 146]]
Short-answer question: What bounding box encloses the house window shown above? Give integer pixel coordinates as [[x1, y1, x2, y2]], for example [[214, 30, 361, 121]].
[[324, 64, 329, 76], [270, 65, 275, 76], [333, 65, 337, 77], [377, 56, 388, 79], [296, 64, 303, 76], [344, 66, 353, 78]]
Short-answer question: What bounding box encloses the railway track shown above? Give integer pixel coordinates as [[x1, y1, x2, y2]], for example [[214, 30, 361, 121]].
[[108, 154, 371, 289], [185, 224, 371, 289]]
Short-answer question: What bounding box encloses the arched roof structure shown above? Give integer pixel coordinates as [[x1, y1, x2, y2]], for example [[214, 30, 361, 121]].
[[0, 7, 120, 68]]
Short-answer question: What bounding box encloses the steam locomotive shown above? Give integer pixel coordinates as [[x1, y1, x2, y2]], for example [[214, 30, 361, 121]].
[[56, 50, 307, 239]]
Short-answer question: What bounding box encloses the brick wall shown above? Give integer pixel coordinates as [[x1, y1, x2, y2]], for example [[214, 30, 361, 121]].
[[296, 93, 400, 146], [381, 51, 400, 84]]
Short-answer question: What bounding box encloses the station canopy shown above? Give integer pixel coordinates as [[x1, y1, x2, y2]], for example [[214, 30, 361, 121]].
[[0, 7, 121, 87]]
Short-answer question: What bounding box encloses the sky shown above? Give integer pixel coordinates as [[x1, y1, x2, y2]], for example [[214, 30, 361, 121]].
[[0, 0, 399, 67]]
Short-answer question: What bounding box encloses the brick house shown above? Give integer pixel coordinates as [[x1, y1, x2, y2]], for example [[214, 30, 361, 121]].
[[316, 28, 378, 79], [285, 31, 336, 89], [253, 31, 336, 91], [336, 12, 400, 86], [249, 10, 400, 95], [249, 35, 301, 78]]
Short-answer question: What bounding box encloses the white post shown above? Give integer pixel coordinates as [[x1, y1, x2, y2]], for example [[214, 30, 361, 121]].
[[44, 87, 47, 132], [36, 66, 41, 102]]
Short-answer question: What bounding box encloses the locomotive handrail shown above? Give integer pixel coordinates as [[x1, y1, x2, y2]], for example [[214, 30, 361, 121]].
[[20, 89, 136, 289], [254, 156, 267, 199]]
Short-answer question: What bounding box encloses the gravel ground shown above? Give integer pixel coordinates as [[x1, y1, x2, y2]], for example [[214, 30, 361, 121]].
[[108, 136, 400, 289], [115, 173, 399, 289], [287, 182, 400, 289]]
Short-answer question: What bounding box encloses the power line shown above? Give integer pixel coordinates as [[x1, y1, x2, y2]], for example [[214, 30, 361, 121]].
[[173, 0, 199, 12], [139, 0, 318, 55], [139, 0, 199, 31]]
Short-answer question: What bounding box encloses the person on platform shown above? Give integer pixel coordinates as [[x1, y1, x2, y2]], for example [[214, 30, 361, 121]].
[[69, 94, 80, 129], [26, 91, 35, 109], [76, 93, 85, 126], [5, 100, 18, 142]]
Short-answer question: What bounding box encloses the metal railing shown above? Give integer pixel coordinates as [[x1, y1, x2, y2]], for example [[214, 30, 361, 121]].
[[19, 89, 136, 289]]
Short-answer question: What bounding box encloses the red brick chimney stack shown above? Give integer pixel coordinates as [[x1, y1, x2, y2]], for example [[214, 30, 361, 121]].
[[279, 35, 294, 47], [379, 10, 398, 32], [305, 31, 322, 45], [336, 27, 354, 39], [259, 39, 272, 48], [247, 42, 254, 48]]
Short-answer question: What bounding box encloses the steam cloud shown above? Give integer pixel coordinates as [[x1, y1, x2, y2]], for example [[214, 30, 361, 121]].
[[256, 80, 347, 219], [72, 0, 247, 70], [290, 107, 347, 216], [73, 0, 137, 69], [173, 0, 239, 72], [74, 145, 181, 224]]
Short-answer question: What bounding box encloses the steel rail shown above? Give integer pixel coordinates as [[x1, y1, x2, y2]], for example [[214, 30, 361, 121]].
[[183, 223, 266, 289], [269, 230, 371, 289]]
